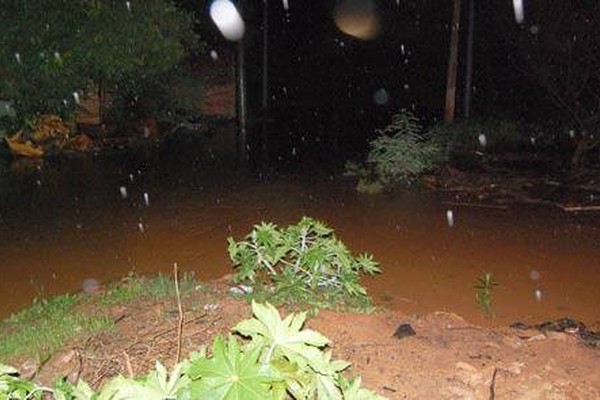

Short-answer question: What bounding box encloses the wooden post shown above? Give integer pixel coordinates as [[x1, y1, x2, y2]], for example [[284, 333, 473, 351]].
[[444, 0, 462, 123]]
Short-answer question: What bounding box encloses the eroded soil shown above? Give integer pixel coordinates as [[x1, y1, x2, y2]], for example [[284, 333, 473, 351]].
[[27, 278, 600, 399]]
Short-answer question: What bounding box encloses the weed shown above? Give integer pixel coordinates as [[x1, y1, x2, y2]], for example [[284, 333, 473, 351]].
[[475, 272, 500, 317], [1, 301, 388, 400], [346, 110, 444, 192], [0, 294, 111, 361], [228, 217, 380, 311]]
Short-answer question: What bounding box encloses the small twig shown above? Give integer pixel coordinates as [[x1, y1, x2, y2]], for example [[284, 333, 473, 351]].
[[442, 201, 509, 209], [123, 351, 134, 378], [174, 262, 184, 364], [489, 367, 498, 400], [560, 204, 600, 212]]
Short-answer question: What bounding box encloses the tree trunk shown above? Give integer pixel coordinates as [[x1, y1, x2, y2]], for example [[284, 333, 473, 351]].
[[444, 0, 462, 123], [463, 0, 474, 120]]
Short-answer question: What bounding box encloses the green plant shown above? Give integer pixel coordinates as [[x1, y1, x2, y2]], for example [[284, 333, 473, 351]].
[[0, 0, 200, 128], [475, 272, 499, 317], [346, 110, 443, 192], [1, 301, 387, 399], [228, 217, 380, 311], [0, 294, 112, 361]]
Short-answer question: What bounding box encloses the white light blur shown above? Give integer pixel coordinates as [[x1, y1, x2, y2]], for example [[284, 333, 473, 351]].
[[513, 0, 524, 24], [446, 210, 454, 227], [210, 0, 245, 41]]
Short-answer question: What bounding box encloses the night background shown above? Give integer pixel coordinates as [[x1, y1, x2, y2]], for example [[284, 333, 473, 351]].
[[0, 0, 600, 397]]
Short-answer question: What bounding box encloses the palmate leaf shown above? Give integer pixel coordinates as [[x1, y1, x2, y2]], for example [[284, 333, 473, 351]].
[[233, 301, 330, 370], [339, 376, 388, 400], [97, 361, 188, 400], [182, 336, 281, 400]]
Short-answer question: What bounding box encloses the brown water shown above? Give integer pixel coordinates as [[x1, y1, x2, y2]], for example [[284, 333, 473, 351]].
[[1, 153, 599, 328]]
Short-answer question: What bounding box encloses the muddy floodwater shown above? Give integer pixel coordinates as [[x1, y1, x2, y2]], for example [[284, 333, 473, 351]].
[[1, 147, 599, 329]]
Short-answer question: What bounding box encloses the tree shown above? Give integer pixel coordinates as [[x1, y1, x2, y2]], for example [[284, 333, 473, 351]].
[[0, 0, 200, 129], [513, 1, 600, 169]]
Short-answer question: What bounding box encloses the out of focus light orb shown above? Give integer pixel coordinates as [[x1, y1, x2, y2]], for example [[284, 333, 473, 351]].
[[209, 0, 245, 41], [334, 0, 382, 40]]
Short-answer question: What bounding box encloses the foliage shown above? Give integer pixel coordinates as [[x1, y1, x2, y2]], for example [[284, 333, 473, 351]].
[[0, 274, 198, 361], [0, 295, 112, 361], [475, 272, 499, 318], [430, 117, 531, 155], [227, 217, 380, 311], [0, 301, 387, 400], [0, 0, 200, 129], [345, 110, 444, 193]]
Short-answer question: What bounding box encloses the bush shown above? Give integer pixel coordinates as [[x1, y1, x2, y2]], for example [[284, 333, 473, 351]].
[[346, 110, 444, 192], [227, 217, 380, 311], [0, 0, 200, 129]]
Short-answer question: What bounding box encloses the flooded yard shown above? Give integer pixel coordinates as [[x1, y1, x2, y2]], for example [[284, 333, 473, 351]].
[[1, 147, 599, 329]]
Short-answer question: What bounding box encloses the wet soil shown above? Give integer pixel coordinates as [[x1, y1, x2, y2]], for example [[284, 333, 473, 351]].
[[31, 280, 600, 399]]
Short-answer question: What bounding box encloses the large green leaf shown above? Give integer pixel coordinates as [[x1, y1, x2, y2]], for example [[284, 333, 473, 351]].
[[183, 336, 281, 400], [233, 301, 330, 369]]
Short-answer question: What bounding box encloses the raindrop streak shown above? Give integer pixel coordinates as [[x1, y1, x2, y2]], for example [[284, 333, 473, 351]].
[[73, 91, 80, 105], [210, 50, 218, 60], [126, 1, 131, 12], [209, 0, 245, 41], [119, 186, 128, 199], [53, 51, 61, 61], [446, 210, 454, 227], [282, 0, 289, 11], [143, 192, 150, 206], [14, 52, 21, 63], [478, 133, 487, 148], [534, 288, 543, 302], [138, 221, 145, 233], [512, 0, 524, 23]]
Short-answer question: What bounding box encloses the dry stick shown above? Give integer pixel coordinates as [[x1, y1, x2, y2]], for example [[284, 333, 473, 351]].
[[489, 367, 498, 400], [123, 351, 134, 378], [174, 262, 184, 364]]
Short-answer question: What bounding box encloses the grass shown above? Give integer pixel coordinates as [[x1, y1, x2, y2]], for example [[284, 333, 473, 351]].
[[475, 272, 499, 318], [0, 273, 199, 363]]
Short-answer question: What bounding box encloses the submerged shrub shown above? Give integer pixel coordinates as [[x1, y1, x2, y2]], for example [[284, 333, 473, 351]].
[[346, 110, 444, 192]]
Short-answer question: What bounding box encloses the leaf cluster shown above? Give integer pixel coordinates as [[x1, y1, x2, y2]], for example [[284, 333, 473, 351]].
[[0, 0, 201, 128], [227, 217, 380, 311], [346, 110, 444, 193], [0, 302, 387, 400]]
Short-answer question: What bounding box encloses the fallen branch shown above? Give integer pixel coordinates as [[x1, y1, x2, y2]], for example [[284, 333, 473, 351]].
[[559, 205, 600, 212]]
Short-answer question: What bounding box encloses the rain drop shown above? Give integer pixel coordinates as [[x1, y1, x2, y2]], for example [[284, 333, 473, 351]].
[[512, 0, 524, 23], [446, 210, 454, 227], [14, 52, 21, 63], [282, 0, 289, 11], [119, 186, 128, 199], [53, 51, 61, 61], [478, 133, 487, 148], [534, 288, 543, 302], [143, 192, 150, 206], [126, 1, 131, 12], [529, 269, 541, 281], [210, 50, 218, 60], [138, 221, 145, 233], [209, 0, 245, 41], [73, 91, 80, 105], [373, 88, 389, 105]]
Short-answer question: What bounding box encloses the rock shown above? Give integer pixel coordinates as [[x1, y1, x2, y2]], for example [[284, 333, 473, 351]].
[[393, 323, 416, 340], [18, 358, 38, 380]]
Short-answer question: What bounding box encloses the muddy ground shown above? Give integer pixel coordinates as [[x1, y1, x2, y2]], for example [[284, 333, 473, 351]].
[[28, 277, 600, 400]]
